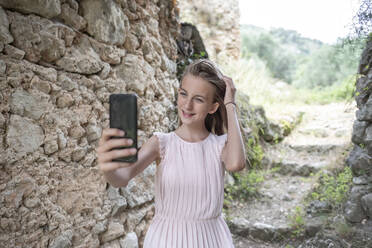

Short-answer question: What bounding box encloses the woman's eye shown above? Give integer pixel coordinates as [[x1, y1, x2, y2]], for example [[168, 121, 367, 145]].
[[196, 98, 203, 102], [180, 92, 186, 96]]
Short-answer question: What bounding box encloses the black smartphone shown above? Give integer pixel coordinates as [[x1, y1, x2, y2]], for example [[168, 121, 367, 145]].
[[109, 94, 138, 163]]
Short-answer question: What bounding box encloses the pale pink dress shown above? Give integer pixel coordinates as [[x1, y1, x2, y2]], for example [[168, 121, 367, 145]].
[[143, 131, 235, 248]]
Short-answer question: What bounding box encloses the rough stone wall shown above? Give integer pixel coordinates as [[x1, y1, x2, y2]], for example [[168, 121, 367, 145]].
[[0, 0, 179, 247], [344, 39, 372, 224], [178, 0, 240, 63]]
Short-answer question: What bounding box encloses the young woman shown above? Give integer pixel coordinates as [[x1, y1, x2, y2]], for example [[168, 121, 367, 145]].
[[96, 59, 246, 247]]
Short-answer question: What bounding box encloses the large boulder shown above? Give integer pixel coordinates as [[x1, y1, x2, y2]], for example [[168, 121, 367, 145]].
[[0, 6, 13, 45], [80, 0, 129, 45], [8, 11, 67, 63], [6, 114, 44, 160], [0, 0, 61, 18], [361, 193, 372, 218], [346, 145, 372, 176]]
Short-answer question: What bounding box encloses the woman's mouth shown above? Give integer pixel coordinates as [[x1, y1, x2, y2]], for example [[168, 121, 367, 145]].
[[182, 110, 195, 118]]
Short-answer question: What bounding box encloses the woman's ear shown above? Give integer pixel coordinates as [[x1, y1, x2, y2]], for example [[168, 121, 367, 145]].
[[208, 102, 220, 114]]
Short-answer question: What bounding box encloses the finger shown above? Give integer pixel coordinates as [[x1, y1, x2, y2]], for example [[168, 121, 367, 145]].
[[103, 128, 125, 139], [97, 137, 133, 154], [98, 147, 137, 164], [99, 128, 125, 145], [99, 161, 133, 172], [222, 75, 232, 80], [225, 77, 236, 89], [223, 76, 233, 85]]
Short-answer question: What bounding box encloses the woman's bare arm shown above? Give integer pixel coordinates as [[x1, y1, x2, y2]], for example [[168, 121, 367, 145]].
[[97, 128, 160, 188], [221, 104, 246, 172], [220, 75, 246, 172]]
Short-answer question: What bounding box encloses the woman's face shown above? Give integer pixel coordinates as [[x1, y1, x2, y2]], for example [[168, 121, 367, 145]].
[[177, 74, 219, 126]]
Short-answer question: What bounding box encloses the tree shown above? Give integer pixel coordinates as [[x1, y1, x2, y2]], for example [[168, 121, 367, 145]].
[[347, 0, 371, 42], [293, 41, 363, 89]]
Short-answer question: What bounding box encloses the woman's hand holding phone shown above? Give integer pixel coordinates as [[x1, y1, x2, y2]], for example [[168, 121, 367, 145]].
[[96, 128, 137, 173]]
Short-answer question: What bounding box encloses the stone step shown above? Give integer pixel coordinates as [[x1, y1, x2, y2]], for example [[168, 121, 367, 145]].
[[229, 218, 291, 242], [297, 127, 330, 138], [262, 143, 351, 170], [232, 234, 281, 248], [271, 160, 329, 177], [229, 217, 323, 243], [286, 143, 349, 154]]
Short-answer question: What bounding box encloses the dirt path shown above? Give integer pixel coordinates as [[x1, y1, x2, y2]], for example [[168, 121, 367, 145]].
[[229, 101, 357, 247]]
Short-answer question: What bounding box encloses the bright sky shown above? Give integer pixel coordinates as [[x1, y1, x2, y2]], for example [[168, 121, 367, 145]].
[[239, 0, 360, 44]]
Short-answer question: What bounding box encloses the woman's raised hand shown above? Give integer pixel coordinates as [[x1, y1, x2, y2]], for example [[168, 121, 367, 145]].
[[222, 75, 237, 104], [96, 128, 137, 173]]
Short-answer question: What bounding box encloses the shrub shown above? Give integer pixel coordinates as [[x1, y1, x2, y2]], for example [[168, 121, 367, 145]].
[[224, 169, 264, 203], [309, 167, 353, 210], [288, 206, 306, 238]]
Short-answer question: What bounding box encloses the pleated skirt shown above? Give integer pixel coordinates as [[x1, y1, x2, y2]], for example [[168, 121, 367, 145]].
[[143, 214, 235, 248]]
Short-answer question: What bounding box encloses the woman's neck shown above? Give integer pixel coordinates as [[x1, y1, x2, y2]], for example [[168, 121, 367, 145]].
[[176, 125, 210, 141]]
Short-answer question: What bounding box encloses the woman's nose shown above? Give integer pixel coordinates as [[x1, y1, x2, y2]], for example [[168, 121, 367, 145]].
[[185, 98, 193, 109]]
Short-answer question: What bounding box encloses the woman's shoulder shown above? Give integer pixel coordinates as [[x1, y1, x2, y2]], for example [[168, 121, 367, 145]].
[[211, 132, 227, 149], [152, 131, 173, 162]]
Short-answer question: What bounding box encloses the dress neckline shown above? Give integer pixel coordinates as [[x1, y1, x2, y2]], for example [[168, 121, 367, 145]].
[[172, 131, 211, 144]]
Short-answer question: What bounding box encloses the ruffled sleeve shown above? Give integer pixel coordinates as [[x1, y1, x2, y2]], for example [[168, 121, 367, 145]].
[[153, 132, 167, 162]]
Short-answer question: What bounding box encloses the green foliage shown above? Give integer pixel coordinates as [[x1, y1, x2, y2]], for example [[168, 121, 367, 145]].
[[309, 167, 353, 210], [240, 24, 363, 90], [233, 92, 266, 169], [301, 74, 357, 104], [347, 0, 372, 40], [176, 51, 208, 80], [327, 75, 357, 101], [293, 39, 364, 89], [192, 51, 206, 59], [219, 56, 356, 121], [279, 112, 304, 136], [269, 27, 323, 53], [335, 221, 354, 239], [241, 26, 297, 83], [293, 46, 340, 88], [245, 137, 264, 169], [222, 206, 233, 224], [224, 170, 264, 203], [288, 206, 306, 238], [269, 166, 282, 174], [280, 119, 292, 133]]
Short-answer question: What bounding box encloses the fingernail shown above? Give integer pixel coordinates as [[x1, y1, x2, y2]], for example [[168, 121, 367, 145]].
[[120, 130, 125, 136], [131, 148, 137, 153], [128, 140, 133, 145]]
